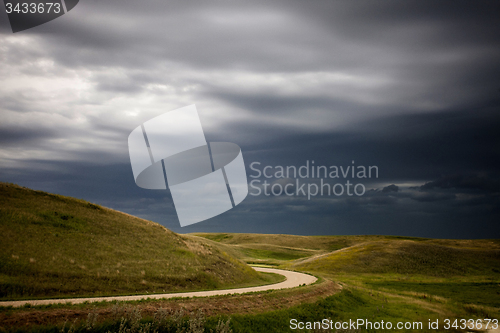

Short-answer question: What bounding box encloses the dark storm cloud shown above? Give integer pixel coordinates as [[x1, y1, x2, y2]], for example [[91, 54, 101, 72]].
[[5, 0, 499, 83], [3, 0, 499, 133], [0, 126, 56, 144], [420, 174, 500, 193], [1, 0, 500, 237], [367, 196, 398, 206], [227, 107, 500, 187], [410, 191, 456, 203], [382, 185, 399, 193]]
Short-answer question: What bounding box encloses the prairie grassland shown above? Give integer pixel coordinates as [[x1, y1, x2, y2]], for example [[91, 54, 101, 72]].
[[193, 232, 500, 331], [0, 183, 271, 301], [1, 185, 499, 332]]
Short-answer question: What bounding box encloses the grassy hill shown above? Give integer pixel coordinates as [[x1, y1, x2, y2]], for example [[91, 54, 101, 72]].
[[192, 232, 358, 266], [292, 239, 500, 276], [194, 233, 500, 274], [1, 229, 500, 332], [193, 232, 500, 315], [193, 233, 445, 266], [0, 183, 268, 301]]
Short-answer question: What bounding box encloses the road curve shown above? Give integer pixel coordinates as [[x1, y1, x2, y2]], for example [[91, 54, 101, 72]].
[[0, 267, 316, 308]]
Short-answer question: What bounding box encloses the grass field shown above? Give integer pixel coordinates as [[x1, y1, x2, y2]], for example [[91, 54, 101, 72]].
[[192, 232, 500, 332], [1, 184, 499, 332], [0, 183, 273, 301]]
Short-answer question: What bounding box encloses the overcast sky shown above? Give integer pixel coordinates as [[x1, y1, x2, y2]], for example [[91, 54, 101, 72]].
[[1, 1, 499, 238]]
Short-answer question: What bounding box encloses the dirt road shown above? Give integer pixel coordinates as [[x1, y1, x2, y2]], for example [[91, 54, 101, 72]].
[[0, 267, 316, 308]]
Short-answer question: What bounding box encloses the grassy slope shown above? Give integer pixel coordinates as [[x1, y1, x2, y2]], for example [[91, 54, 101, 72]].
[[291, 238, 500, 319], [191, 233, 354, 267], [0, 183, 266, 300], [193, 232, 500, 331], [194, 233, 500, 275], [192, 233, 439, 266], [0, 216, 498, 332], [292, 239, 500, 276]]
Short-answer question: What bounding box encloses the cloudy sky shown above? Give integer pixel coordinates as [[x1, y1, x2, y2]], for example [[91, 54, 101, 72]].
[[1, 0, 499, 238]]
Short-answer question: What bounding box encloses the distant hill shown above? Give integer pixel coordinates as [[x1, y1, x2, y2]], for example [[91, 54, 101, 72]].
[[194, 233, 500, 277], [292, 239, 500, 277], [0, 183, 262, 300]]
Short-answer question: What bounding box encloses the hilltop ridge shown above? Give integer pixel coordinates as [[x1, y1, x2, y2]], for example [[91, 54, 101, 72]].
[[0, 183, 263, 300]]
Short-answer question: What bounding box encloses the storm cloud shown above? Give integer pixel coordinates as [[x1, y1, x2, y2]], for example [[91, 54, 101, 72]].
[[1, 0, 499, 237]]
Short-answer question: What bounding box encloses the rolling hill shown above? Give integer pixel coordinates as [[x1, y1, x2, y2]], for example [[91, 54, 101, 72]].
[[291, 238, 500, 277], [194, 233, 500, 277], [193, 232, 500, 316], [0, 183, 265, 300]]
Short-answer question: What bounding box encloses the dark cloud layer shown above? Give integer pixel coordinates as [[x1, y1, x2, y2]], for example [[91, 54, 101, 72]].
[[421, 174, 500, 193], [1, 1, 499, 238]]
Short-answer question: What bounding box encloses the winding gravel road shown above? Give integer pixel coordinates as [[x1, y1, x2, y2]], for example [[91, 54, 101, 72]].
[[0, 267, 317, 308]]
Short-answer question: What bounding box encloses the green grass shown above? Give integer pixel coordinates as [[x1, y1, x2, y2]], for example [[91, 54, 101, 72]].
[[2, 187, 499, 331], [191, 233, 353, 266], [194, 232, 500, 331], [292, 240, 500, 277], [239, 245, 314, 261], [229, 288, 440, 333], [366, 281, 500, 308], [1, 288, 443, 333], [192, 232, 357, 251], [0, 183, 269, 301], [192, 233, 438, 252], [289, 237, 500, 318]]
